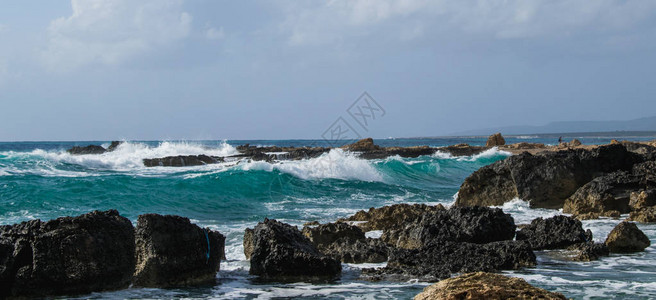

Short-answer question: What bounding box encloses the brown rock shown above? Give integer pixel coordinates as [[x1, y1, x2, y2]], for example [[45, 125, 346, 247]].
[[569, 139, 582, 147], [243, 228, 254, 260], [604, 221, 651, 253], [413, 272, 566, 300], [342, 138, 379, 152], [628, 206, 656, 223], [486, 133, 506, 147], [630, 190, 656, 210]]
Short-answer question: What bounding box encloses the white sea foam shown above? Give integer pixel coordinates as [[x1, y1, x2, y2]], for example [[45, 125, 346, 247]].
[[432, 147, 511, 161], [240, 149, 383, 182]]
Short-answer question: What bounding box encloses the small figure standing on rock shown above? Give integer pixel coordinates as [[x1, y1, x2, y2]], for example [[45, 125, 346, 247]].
[[558, 136, 563, 144]]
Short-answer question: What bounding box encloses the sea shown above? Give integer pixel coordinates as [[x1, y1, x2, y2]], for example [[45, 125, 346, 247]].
[[1, 134, 655, 299]]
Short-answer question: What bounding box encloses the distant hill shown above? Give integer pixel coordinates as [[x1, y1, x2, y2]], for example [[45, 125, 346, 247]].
[[451, 116, 656, 136]]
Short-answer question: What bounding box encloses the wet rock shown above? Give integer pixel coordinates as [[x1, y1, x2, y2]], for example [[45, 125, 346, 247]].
[[243, 228, 254, 260], [143, 155, 224, 167], [357, 146, 436, 159], [567, 243, 609, 261], [486, 133, 506, 147], [628, 206, 656, 223], [362, 240, 535, 282], [604, 221, 651, 253], [381, 206, 516, 249], [303, 221, 320, 226], [413, 272, 566, 300], [249, 219, 341, 280], [107, 141, 123, 152], [67, 144, 107, 155], [302, 222, 388, 263], [0, 210, 135, 298], [456, 144, 642, 209], [133, 214, 225, 288], [340, 203, 445, 232], [500, 142, 547, 150], [516, 215, 592, 250]]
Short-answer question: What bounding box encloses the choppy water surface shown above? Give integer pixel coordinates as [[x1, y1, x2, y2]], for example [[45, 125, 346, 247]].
[[1, 136, 654, 299]]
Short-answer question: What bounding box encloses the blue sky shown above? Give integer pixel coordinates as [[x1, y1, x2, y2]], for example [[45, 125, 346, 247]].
[[1, 0, 655, 141]]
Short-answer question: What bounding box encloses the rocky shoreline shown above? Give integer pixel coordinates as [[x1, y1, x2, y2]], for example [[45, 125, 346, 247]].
[[4, 134, 653, 298]]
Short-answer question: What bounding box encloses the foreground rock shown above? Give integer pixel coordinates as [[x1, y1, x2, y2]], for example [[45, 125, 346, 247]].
[[249, 218, 341, 280], [340, 203, 445, 232], [381, 206, 516, 249], [456, 144, 641, 209], [363, 240, 535, 281], [516, 215, 592, 250], [302, 222, 388, 263], [132, 214, 225, 288], [604, 221, 651, 253], [563, 161, 656, 216], [486, 133, 506, 147], [143, 155, 224, 167], [0, 210, 135, 298], [414, 272, 566, 300]]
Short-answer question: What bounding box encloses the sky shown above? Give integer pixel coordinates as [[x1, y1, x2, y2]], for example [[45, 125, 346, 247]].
[[1, 0, 656, 141]]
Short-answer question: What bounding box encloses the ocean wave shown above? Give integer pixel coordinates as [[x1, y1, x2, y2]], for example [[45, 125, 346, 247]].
[[240, 149, 383, 182], [432, 147, 511, 161]]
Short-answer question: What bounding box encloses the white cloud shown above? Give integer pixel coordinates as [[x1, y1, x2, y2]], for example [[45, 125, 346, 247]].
[[205, 26, 225, 40], [279, 0, 656, 45], [42, 0, 192, 71]]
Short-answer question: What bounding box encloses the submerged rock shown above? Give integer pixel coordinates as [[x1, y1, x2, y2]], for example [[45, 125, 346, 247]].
[[132, 214, 225, 288], [604, 222, 651, 253], [0, 210, 135, 298], [340, 203, 445, 232], [381, 206, 516, 249], [362, 240, 535, 282], [516, 215, 592, 250], [486, 133, 506, 147], [414, 272, 566, 300], [249, 219, 341, 280], [143, 155, 224, 167], [456, 144, 641, 209], [107, 141, 123, 152]]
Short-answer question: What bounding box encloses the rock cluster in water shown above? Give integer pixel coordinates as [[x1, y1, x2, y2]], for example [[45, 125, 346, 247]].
[[456, 140, 656, 221], [0, 210, 225, 298]]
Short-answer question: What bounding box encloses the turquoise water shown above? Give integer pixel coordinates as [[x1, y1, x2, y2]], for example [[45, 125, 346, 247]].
[[1, 137, 655, 299]]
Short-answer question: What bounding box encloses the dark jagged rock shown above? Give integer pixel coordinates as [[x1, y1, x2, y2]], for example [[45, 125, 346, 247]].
[[567, 243, 609, 261], [318, 237, 389, 264], [414, 272, 566, 300], [436, 143, 488, 157], [486, 133, 506, 147], [340, 203, 445, 232], [362, 240, 535, 282], [249, 219, 341, 280], [67, 144, 107, 155], [243, 228, 255, 260], [516, 215, 592, 250], [381, 206, 516, 249], [564, 161, 656, 215], [302, 222, 364, 247], [302, 222, 388, 263], [234, 144, 329, 162], [0, 210, 135, 298], [604, 221, 651, 253], [143, 155, 224, 167], [132, 214, 225, 288], [628, 206, 656, 222], [356, 146, 436, 159], [107, 141, 123, 152], [456, 144, 642, 209]]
